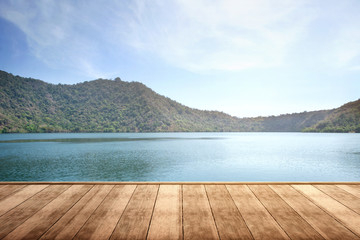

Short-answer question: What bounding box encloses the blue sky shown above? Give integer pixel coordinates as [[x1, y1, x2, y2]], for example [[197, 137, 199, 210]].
[[0, 0, 359, 117]]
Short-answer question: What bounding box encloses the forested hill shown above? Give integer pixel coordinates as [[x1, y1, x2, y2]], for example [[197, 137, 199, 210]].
[[0, 70, 359, 133], [0, 70, 249, 133], [302, 99, 360, 133]]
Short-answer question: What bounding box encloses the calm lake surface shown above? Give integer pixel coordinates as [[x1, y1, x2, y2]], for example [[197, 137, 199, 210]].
[[0, 132, 359, 181]]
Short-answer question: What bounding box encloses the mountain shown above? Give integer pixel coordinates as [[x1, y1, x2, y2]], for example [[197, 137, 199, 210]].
[[0, 70, 359, 133], [303, 99, 360, 133], [256, 110, 333, 132], [255, 99, 360, 133], [0, 70, 249, 133]]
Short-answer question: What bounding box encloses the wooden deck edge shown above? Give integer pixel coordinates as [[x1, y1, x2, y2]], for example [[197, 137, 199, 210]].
[[0, 181, 359, 185]]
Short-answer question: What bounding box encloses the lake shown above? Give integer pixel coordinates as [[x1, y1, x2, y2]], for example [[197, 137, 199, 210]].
[[0, 132, 359, 182]]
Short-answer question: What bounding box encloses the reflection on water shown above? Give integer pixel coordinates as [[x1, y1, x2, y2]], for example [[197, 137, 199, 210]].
[[0, 136, 223, 143], [0, 132, 359, 181]]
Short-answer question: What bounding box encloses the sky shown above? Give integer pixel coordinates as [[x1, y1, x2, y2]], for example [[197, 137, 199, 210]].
[[0, 0, 360, 118]]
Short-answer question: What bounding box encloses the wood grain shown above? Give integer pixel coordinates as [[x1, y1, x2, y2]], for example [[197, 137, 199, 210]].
[[315, 185, 360, 214], [0, 185, 25, 201], [337, 184, 360, 198], [147, 185, 182, 240], [271, 185, 359, 240], [226, 185, 289, 240], [0, 185, 70, 239], [183, 185, 219, 240], [205, 185, 253, 240], [0, 183, 359, 240], [3, 185, 91, 240], [110, 185, 159, 240], [74, 185, 136, 240], [0, 185, 48, 216], [293, 184, 360, 237], [249, 185, 324, 240], [41, 185, 113, 240]]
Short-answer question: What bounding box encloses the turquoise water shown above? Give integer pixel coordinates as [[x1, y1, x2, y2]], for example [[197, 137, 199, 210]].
[[0, 132, 359, 181]]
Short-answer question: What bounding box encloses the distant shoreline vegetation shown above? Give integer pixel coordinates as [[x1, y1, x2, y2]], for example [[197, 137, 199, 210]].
[[1, 70, 359, 134]]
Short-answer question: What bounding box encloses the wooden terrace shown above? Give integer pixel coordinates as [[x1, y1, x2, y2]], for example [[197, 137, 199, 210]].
[[0, 182, 359, 239]]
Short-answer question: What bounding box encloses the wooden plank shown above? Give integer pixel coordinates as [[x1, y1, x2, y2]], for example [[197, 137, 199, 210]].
[[249, 185, 324, 240], [315, 185, 360, 214], [205, 185, 253, 240], [110, 185, 159, 240], [293, 184, 360, 237], [0, 183, 358, 240], [0, 185, 70, 239], [337, 184, 360, 198], [147, 185, 182, 240], [226, 185, 289, 240], [183, 185, 219, 240], [3, 185, 92, 240], [0, 185, 26, 201], [74, 185, 136, 240], [0, 185, 48, 216], [40, 185, 113, 240], [271, 185, 359, 240]]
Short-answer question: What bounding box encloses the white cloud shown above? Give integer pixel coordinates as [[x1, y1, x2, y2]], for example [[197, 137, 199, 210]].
[[333, 28, 360, 70], [0, 0, 109, 79], [349, 66, 360, 71], [116, 0, 316, 72], [1, 0, 360, 77]]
